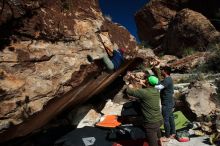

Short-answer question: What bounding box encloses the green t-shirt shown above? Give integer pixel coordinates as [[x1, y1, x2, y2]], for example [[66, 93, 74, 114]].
[[126, 87, 162, 123]]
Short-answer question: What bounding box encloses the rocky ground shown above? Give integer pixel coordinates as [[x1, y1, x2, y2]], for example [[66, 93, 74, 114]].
[[164, 136, 214, 146]]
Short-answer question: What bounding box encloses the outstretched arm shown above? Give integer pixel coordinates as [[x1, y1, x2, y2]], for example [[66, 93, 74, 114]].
[[126, 84, 143, 99], [155, 84, 165, 90], [103, 44, 113, 57]]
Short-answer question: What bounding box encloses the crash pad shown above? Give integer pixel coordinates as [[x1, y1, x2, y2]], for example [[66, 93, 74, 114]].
[[161, 111, 190, 131], [55, 126, 113, 146]]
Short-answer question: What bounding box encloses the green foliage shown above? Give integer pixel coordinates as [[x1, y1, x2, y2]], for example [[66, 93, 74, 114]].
[[158, 52, 164, 58], [182, 47, 195, 56], [177, 73, 205, 83], [199, 43, 220, 73], [136, 64, 145, 71], [208, 43, 220, 51], [137, 41, 152, 49]]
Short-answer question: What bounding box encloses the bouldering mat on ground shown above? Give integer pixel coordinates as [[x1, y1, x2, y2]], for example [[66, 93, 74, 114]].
[[161, 111, 190, 131], [55, 126, 113, 146], [55, 126, 148, 146]]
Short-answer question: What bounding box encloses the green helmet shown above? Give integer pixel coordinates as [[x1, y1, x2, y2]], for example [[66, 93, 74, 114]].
[[148, 76, 159, 86]]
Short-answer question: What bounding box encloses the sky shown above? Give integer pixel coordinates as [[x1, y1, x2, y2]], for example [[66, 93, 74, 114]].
[[99, 0, 149, 41]]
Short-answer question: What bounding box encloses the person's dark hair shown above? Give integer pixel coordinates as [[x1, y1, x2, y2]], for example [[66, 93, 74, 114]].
[[161, 66, 171, 75]]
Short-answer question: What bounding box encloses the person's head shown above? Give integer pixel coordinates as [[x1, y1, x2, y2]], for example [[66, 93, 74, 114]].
[[147, 75, 159, 86], [161, 66, 171, 77]]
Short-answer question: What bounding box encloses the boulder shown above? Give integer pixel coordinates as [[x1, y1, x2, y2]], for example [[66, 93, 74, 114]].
[[163, 9, 220, 57], [159, 55, 178, 67], [135, 0, 220, 56], [185, 81, 219, 117], [135, 0, 177, 47], [0, 0, 138, 138], [168, 52, 209, 72]]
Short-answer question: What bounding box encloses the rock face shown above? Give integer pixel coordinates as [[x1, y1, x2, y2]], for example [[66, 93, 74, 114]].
[[181, 0, 220, 31], [135, 0, 177, 47], [135, 0, 220, 56], [185, 81, 219, 117], [0, 0, 137, 134], [1, 0, 101, 42], [168, 52, 209, 72], [163, 9, 220, 57]]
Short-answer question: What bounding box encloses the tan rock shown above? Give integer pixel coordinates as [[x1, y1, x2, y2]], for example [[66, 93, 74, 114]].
[[101, 100, 123, 116], [0, 101, 17, 118], [185, 81, 219, 117]]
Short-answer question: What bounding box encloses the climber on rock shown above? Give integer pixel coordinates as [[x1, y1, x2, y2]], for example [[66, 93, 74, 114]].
[[87, 40, 125, 72]]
